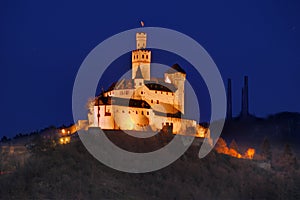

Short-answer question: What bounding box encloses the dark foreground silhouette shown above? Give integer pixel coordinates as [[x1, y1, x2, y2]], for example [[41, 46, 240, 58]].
[[0, 134, 299, 200]]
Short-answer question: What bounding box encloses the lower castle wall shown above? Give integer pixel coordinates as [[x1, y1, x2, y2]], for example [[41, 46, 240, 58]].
[[91, 105, 209, 138]]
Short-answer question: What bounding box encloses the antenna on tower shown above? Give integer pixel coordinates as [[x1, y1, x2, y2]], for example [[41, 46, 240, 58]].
[[140, 21, 145, 27]]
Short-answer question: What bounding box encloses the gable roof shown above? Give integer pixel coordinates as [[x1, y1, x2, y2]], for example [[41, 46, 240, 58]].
[[166, 63, 186, 74], [144, 80, 177, 92]]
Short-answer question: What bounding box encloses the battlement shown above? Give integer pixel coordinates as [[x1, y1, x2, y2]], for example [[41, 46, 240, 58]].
[[136, 32, 147, 37], [136, 32, 147, 49]]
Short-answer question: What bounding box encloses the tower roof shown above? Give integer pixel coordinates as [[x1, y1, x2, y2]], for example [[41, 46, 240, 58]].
[[135, 66, 144, 79], [166, 63, 186, 74]]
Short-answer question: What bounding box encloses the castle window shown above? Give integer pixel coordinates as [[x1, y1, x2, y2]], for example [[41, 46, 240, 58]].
[[137, 55, 138, 59], [146, 55, 148, 59], [139, 82, 142, 86], [161, 91, 163, 94], [157, 100, 159, 104], [172, 93, 174, 96], [151, 100, 153, 103], [141, 91, 143, 94], [142, 55, 144, 59], [155, 91, 157, 94], [136, 111, 138, 114], [122, 110, 125, 113], [147, 111, 149, 115], [166, 92, 168, 95], [129, 111, 131, 114], [142, 111, 144, 115]]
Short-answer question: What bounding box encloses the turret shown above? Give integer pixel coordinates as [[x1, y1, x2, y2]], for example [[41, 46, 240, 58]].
[[132, 32, 151, 80], [164, 64, 186, 114]]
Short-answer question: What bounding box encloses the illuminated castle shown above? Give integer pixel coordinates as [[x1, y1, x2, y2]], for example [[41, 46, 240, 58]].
[[86, 30, 211, 140]]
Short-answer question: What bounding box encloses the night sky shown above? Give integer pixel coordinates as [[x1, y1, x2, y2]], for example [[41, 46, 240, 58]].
[[0, 0, 300, 137]]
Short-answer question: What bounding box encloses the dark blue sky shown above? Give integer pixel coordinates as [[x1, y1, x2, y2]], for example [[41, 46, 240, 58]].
[[0, 0, 300, 137]]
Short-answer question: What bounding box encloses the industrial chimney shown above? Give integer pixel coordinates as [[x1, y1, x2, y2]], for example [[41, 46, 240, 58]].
[[241, 76, 249, 117], [227, 79, 232, 120]]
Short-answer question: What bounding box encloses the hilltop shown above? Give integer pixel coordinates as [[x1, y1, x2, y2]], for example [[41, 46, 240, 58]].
[[0, 133, 299, 199]]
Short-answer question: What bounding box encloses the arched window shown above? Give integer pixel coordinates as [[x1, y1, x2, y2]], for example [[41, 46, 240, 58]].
[[142, 55, 144, 59]]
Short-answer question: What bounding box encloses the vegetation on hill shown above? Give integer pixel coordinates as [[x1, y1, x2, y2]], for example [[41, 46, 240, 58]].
[[1, 136, 299, 199]]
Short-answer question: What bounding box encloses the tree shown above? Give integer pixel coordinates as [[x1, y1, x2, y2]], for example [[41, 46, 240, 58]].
[[277, 143, 298, 171], [260, 137, 272, 161], [215, 138, 228, 154], [229, 139, 239, 152], [1, 136, 8, 143]]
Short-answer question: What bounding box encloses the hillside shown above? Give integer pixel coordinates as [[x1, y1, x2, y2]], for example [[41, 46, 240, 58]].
[[1, 136, 299, 199]]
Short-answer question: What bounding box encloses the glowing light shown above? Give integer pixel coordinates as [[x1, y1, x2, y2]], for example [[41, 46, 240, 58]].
[[244, 148, 255, 159], [59, 136, 71, 145]]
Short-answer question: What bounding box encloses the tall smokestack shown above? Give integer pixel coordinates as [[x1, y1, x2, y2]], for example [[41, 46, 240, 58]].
[[227, 79, 232, 120], [241, 76, 249, 117]]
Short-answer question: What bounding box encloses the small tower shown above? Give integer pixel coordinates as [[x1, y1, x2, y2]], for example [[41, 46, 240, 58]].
[[164, 64, 186, 114], [132, 32, 151, 80]]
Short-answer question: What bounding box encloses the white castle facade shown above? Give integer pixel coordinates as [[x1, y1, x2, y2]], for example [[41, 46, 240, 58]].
[[87, 30, 211, 140]]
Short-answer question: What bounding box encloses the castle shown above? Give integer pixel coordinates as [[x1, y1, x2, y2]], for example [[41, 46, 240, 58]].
[[86, 30, 211, 141]]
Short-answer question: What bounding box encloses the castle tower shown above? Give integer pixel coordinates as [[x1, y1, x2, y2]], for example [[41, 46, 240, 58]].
[[132, 32, 151, 80], [164, 64, 186, 114], [227, 78, 232, 120]]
